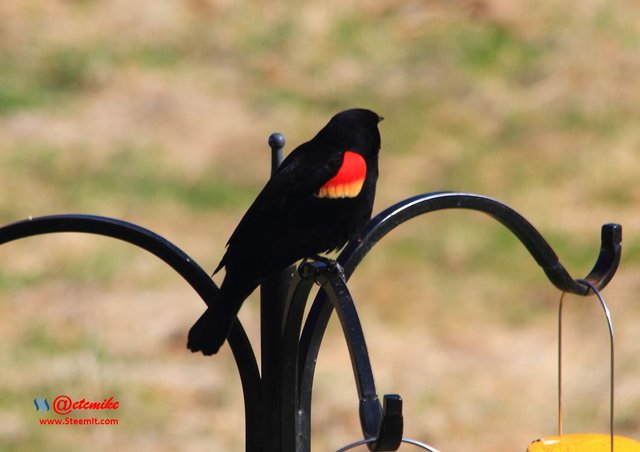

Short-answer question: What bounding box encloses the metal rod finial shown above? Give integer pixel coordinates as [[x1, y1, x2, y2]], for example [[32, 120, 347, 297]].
[[268, 132, 285, 175]]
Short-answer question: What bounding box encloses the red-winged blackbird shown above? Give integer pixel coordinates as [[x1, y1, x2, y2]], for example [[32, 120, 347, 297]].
[[188, 108, 383, 355]]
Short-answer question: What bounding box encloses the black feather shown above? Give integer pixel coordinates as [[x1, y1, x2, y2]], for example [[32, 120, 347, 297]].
[[188, 108, 382, 355]]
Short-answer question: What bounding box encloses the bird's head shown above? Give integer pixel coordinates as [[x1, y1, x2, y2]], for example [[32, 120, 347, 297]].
[[316, 108, 383, 157]]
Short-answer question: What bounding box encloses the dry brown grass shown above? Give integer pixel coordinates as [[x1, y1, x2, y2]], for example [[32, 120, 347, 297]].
[[1, 1, 639, 450]]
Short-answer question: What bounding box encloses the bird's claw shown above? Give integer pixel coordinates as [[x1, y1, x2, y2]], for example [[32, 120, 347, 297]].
[[299, 255, 346, 282]]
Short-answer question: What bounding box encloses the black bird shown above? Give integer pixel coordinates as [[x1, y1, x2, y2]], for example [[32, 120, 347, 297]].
[[188, 108, 383, 355]]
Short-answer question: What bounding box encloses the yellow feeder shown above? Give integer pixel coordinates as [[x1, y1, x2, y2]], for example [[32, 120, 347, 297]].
[[527, 280, 640, 451], [529, 434, 640, 451]]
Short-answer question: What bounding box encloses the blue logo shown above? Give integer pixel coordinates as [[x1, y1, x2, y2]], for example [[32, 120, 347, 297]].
[[34, 397, 50, 412]]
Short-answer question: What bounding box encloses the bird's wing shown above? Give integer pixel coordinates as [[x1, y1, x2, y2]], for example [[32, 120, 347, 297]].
[[268, 142, 346, 196], [215, 142, 364, 274]]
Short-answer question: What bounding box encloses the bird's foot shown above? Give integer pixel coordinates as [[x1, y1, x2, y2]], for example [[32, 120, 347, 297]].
[[309, 255, 346, 280]]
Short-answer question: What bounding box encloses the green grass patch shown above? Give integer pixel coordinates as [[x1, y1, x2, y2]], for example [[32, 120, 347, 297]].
[[454, 23, 547, 78], [0, 45, 100, 114], [2, 145, 257, 213], [19, 325, 88, 357]]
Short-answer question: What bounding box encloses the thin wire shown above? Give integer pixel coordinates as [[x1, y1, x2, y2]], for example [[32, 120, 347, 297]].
[[334, 437, 373, 451], [557, 291, 567, 436], [577, 279, 615, 452], [558, 281, 615, 452], [335, 437, 441, 452], [401, 438, 442, 451]]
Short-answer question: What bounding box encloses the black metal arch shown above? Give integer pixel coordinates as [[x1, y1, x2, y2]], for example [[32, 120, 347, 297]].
[[292, 191, 621, 451], [0, 214, 263, 450], [339, 192, 621, 293]]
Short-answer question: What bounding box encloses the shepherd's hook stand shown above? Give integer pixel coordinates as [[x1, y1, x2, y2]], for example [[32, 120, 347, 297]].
[[0, 133, 622, 451]]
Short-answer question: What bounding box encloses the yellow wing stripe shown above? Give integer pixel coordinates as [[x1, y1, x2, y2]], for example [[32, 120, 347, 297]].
[[316, 179, 365, 199], [314, 151, 366, 199]]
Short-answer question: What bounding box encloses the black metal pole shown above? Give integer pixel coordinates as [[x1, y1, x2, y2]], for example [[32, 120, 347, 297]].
[[259, 133, 295, 452]]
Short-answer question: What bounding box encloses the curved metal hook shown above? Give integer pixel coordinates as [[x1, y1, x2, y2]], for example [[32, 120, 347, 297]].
[[340, 192, 621, 294], [0, 214, 263, 449], [298, 192, 622, 441], [300, 261, 383, 442], [0, 214, 216, 302], [296, 261, 406, 451]]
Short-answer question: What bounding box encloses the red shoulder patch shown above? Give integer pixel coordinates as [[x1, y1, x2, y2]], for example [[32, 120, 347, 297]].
[[315, 151, 366, 199]]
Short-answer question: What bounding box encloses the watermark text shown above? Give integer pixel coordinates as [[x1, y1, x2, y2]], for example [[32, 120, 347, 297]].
[[34, 394, 120, 427]]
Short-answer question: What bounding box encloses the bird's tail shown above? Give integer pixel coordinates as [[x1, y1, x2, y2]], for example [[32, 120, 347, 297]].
[[187, 285, 250, 356]]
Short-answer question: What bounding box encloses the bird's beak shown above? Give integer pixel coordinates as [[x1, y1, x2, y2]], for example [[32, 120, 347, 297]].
[[377, 115, 384, 123]]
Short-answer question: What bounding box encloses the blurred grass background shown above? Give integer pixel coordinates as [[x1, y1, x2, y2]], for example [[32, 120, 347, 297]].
[[0, 0, 639, 450]]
